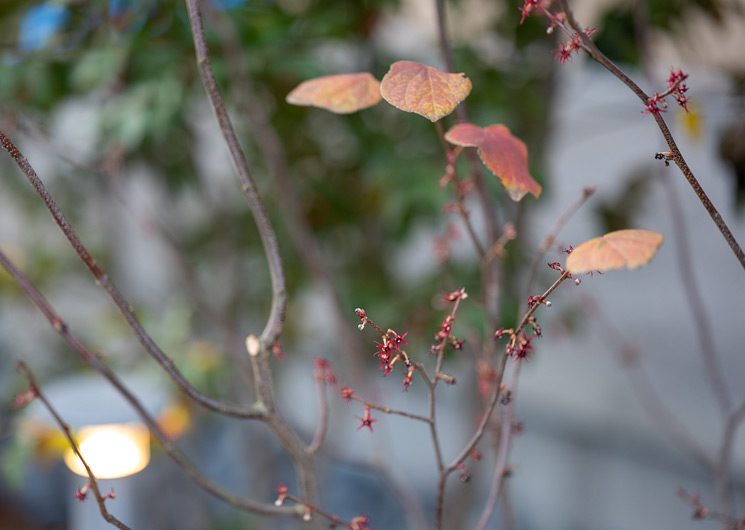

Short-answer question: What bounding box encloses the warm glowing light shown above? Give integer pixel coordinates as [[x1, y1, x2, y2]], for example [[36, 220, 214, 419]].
[[64, 423, 150, 479]]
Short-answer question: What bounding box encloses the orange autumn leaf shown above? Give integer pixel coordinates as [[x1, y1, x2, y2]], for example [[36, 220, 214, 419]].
[[286, 73, 381, 114], [566, 229, 664, 274], [445, 123, 541, 201], [380, 61, 472, 122]]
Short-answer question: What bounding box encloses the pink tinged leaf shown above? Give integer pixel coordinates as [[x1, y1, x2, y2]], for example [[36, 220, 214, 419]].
[[566, 229, 664, 274], [380, 61, 472, 122], [445, 123, 541, 201], [285, 73, 382, 114]]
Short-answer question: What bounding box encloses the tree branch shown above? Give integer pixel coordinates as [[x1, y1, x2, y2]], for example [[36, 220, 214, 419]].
[[0, 249, 300, 518], [555, 0, 745, 271], [184, 0, 287, 346], [0, 130, 262, 419], [16, 362, 131, 530]]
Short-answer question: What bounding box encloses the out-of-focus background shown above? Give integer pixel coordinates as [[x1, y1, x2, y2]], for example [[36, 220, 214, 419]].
[[1, 0, 744, 528]]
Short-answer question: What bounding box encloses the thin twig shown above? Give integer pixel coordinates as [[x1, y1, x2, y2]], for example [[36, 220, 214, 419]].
[[677, 489, 743, 529], [434, 350, 506, 529], [555, 0, 745, 271], [444, 378, 501, 473], [4, 114, 255, 389], [435, 127, 486, 258], [592, 305, 714, 471], [349, 393, 431, 424], [659, 172, 731, 416], [205, 6, 373, 391], [308, 379, 330, 453], [434, 0, 503, 344], [716, 398, 745, 519], [524, 186, 595, 296], [473, 269, 571, 528], [475, 362, 518, 530], [184, 0, 287, 346], [517, 269, 570, 334], [0, 130, 262, 420], [0, 249, 303, 519], [281, 492, 365, 529], [434, 0, 499, 245], [15, 362, 131, 530]]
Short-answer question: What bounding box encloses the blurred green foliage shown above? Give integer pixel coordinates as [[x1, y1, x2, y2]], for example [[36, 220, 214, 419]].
[[0, 1, 547, 357]]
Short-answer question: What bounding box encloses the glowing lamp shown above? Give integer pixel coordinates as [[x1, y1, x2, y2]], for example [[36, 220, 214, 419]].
[[63, 422, 150, 479], [24, 372, 168, 529]]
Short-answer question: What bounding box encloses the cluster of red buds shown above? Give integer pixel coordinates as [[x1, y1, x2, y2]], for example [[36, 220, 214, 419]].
[[274, 482, 288, 506], [75, 484, 90, 502], [355, 307, 415, 390], [654, 151, 674, 167], [518, 0, 597, 63], [431, 315, 464, 353], [430, 289, 467, 355], [11, 387, 37, 409], [374, 329, 409, 377], [495, 314, 542, 362], [339, 384, 354, 404], [313, 358, 337, 386], [552, 29, 596, 64], [642, 69, 690, 116], [74, 482, 115, 503], [527, 294, 552, 308], [643, 92, 667, 116], [519, 1, 693, 118], [349, 514, 371, 530], [676, 488, 745, 528], [519, 0, 551, 24], [667, 68, 690, 113], [456, 449, 483, 483]]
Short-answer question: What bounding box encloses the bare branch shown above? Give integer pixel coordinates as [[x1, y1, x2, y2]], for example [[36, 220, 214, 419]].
[[659, 172, 731, 415], [0, 248, 303, 519], [308, 380, 330, 454], [524, 186, 595, 296], [16, 362, 131, 530], [184, 0, 287, 346], [555, 0, 745, 271], [0, 130, 262, 419]]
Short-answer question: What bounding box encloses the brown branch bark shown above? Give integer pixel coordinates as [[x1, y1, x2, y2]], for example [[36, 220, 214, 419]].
[[0, 249, 302, 519], [555, 0, 745, 271], [183, 2, 320, 518], [0, 130, 262, 419], [16, 362, 131, 530], [184, 0, 287, 346]]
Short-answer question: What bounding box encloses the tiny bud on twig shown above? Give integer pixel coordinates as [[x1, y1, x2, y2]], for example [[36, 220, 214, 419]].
[[245, 334, 261, 357]]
